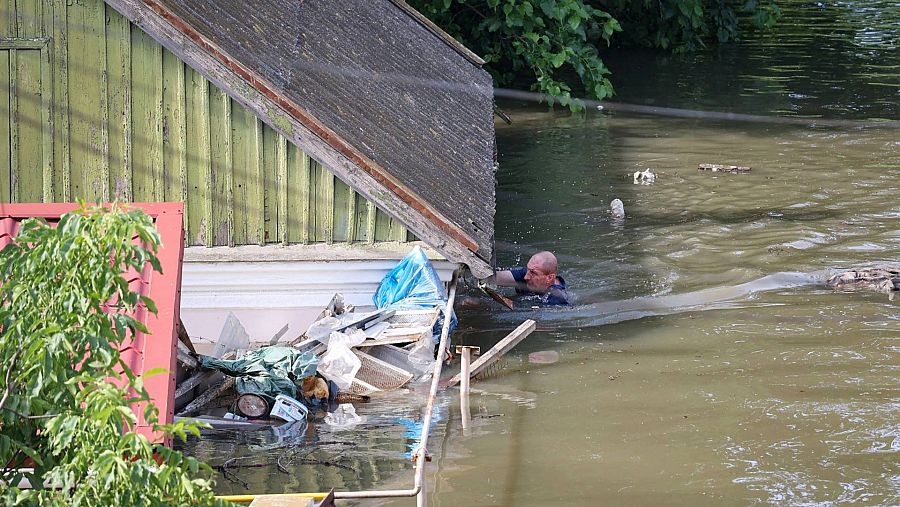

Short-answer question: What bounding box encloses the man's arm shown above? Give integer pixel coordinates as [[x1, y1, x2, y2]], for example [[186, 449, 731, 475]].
[[485, 270, 517, 287]]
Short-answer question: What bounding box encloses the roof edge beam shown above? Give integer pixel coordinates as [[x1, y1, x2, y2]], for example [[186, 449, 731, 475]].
[[104, 0, 493, 278]]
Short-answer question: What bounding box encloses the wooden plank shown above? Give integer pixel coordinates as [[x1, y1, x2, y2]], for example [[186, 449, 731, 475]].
[[50, 0, 69, 200], [332, 176, 350, 242], [210, 90, 232, 245], [14, 49, 50, 201], [1, 0, 16, 38], [177, 376, 235, 417], [346, 187, 357, 243], [374, 208, 391, 241], [261, 122, 276, 244], [39, 44, 51, 201], [229, 101, 252, 245], [298, 151, 311, 244], [129, 28, 164, 203], [106, 5, 132, 201], [203, 86, 221, 247], [250, 117, 264, 245], [276, 134, 287, 244], [17, 0, 41, 38], [185, 70, 210, 245], [391, 220, 407, 243], [447, 320, 536, 387], [8, 49, 18, 202], [162, 49, 187, 206], [223, 97, 234, 246], [365, 200, 376, 244], [322, 166, 334, 243], [95, 0, 110, 202], [285, 143, 301, 244], [0, 50, 10, 202]]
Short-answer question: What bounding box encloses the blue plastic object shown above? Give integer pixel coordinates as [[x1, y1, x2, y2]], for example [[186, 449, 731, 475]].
[[373, 246, 455, 342]]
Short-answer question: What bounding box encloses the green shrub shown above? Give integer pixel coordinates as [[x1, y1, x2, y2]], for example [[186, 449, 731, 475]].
[[0, 203, 226, 506]]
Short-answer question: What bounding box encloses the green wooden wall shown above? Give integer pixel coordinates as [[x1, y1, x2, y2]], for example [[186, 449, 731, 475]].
[[0, 0, 410, 246]]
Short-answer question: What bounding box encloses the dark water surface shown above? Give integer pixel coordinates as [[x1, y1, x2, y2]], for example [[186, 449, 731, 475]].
[[181, 1, 898, 505]]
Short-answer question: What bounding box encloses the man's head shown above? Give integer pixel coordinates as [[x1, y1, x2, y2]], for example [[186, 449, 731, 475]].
[[523, 251, 558, 293]]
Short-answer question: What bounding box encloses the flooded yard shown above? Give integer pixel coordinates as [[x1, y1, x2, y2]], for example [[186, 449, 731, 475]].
[[181, 1, 898, 505]]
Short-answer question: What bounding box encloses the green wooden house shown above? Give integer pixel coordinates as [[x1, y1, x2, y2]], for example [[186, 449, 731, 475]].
[[1, 0, 496, 343]]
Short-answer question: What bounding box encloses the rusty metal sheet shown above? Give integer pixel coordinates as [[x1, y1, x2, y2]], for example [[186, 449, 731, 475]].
[[0, 202, 185, 443]]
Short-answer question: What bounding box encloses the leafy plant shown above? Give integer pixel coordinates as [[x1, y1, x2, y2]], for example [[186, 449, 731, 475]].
[[0, 203, 225, 506], [411, 0, 780, 109], [410, 0, 622, 110]]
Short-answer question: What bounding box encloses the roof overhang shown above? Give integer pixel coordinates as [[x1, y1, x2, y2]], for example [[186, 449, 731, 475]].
[[104, 0, 496, 278]]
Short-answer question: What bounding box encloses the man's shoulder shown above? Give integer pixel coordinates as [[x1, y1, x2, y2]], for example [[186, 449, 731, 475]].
[[509, 267, 527, 282]]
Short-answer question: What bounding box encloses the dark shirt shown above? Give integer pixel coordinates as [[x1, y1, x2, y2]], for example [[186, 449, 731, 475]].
[[509, 267, 571, 306]]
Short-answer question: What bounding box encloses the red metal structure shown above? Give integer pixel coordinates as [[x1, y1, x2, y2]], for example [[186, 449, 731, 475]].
[[0, 203, 185, 442]]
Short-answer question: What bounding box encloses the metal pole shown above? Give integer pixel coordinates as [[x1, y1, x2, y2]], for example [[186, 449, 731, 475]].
[[415, 267, 459, 507]]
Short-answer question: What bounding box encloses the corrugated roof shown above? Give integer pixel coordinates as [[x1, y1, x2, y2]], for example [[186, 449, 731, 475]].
[[104, 0, 496, 277], [0, 203, 185, 443]]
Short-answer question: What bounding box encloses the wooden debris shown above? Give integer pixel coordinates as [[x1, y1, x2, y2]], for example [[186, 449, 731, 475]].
[[447, 319, 536, 387], [177, 318, 196, 354], [174, 351, 235, 402], [177, 376, 236, 417], [826, 267, 900, 296], [267, 324, 290, 346], [176, 344, 198, 370], [698, 163, 751, 173]]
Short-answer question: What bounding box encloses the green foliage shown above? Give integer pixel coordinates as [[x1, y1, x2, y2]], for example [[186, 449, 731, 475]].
[[410, 0, 780, 108], [597, 0, 782, 51], [0, 204, 225, 506], [410, 0, 622, 110]]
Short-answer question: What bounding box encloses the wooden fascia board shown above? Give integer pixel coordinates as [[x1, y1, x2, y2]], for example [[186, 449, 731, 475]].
[[103, 0, 493, 278]]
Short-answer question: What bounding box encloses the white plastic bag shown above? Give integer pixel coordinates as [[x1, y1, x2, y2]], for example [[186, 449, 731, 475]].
[[305, 316, 341, 343], [317, 329, 366, 390], [324, 404, 363, 430]]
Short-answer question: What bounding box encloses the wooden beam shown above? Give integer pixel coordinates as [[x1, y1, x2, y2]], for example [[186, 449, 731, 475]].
[[447, 320, 536, 386]]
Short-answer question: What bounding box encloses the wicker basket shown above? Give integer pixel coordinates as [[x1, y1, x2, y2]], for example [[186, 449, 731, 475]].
[[352, 349, 413, 391]]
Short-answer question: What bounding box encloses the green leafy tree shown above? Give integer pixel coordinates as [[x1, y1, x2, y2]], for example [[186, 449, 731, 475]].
[[411, 0, 622, 108], [411, 0, 780, 107], [0, 204, 226, 506]]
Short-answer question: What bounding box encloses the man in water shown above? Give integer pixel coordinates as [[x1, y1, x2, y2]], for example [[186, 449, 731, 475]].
[[493, 251, 570, 306]]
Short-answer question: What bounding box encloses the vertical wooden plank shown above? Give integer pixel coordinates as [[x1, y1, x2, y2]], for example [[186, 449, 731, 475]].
[[201, 84, 214, 246], [365, 200, 377, 244], [229, 100, 252, 245], [332, 176, 350, 242], [321, 165, 334, 243], [345, 188, 357, 243], [67, 0, 106, 201], [161, 49, 186, 207], [276, 134, 287, 245], [14, 49, 47, 201], [391, 221, 407, 242], [184, 70, 209, 245], [105, 4, 131, 201], [252, 117, 264, 245], [285, 144, 300, 244], [51, 0, 70, 201], [40, 44, 52, 201], [209, 92, 232, 246], [374, 208, 391, 242], [17, 0, 40, 37], [298, 150, 310, 244], [353, 193, 368, 242], [96, 0, 110, 202], [0, 50, 11, 201], [1, 0, 18, 38], [261, 123, 275, 244], [8, 49, 17, 201], [130, 27, 164, 203]]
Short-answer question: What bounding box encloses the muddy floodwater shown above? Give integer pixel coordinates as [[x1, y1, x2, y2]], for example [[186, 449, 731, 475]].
[[180, 1, 899, 505]]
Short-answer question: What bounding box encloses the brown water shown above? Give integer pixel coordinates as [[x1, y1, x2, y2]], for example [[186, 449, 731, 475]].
[[181, 1, 899, 504]]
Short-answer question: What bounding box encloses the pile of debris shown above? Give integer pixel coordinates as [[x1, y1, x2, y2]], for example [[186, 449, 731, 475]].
[[174, 297, 442, 426]]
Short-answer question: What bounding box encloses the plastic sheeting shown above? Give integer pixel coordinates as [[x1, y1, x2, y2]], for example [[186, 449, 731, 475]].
[[373, 245, 455, 343], [200, 346, 318, 403]]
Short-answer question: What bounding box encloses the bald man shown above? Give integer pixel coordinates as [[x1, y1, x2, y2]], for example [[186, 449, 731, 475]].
[[494, 251, 570, 306]]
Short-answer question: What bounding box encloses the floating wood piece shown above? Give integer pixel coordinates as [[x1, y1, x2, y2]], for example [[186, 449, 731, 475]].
[[177, 376, 236, 417], [174, 350, 235, 401], [178, 342, 198, 370], [447, 319, 536, 387], [698, 163, 751, 173]]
